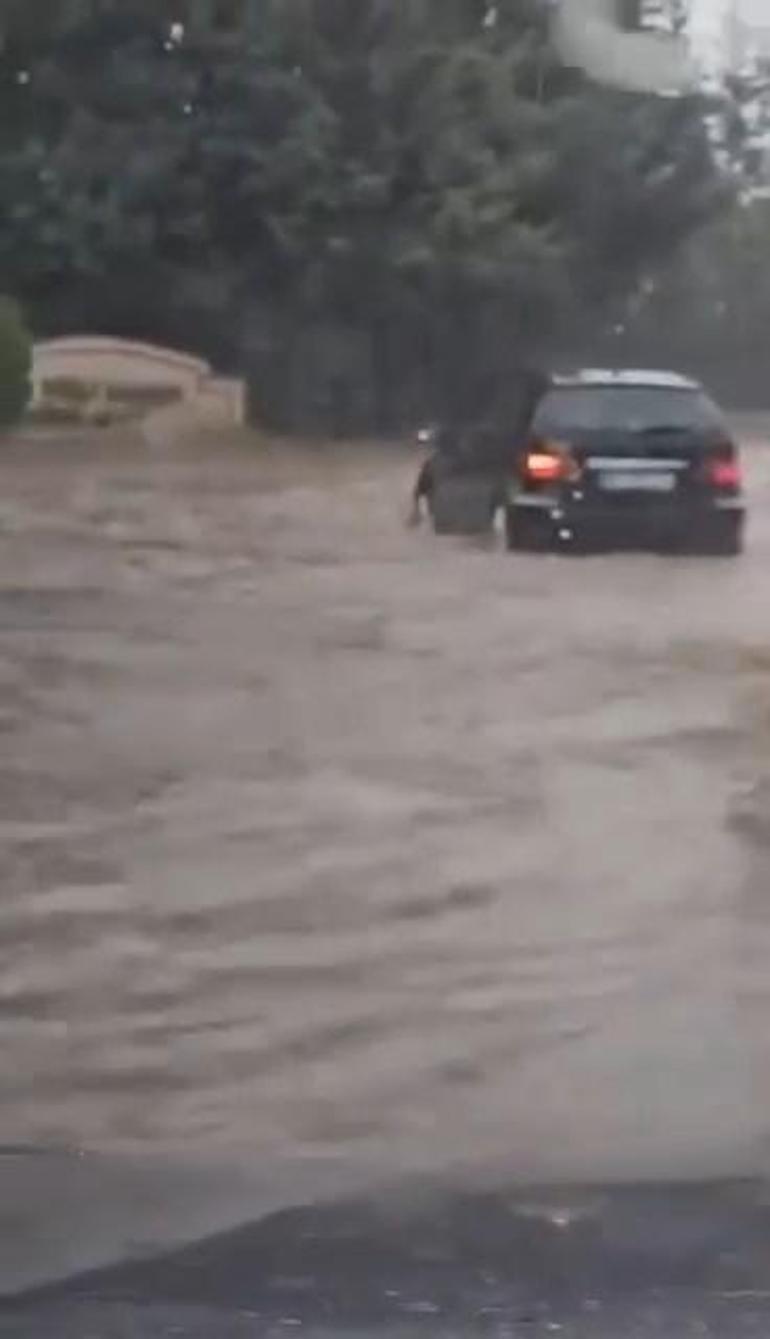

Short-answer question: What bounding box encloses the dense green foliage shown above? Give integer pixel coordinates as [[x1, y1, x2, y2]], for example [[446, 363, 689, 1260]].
[[0, 1, 730, 430], [0, 294, 31, 427]]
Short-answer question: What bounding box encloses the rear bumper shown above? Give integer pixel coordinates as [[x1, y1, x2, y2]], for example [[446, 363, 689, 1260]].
[[508, 492, 745, 547]]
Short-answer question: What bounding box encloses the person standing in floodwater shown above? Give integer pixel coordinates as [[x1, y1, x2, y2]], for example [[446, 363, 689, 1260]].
[[409, 367, 551, 527]]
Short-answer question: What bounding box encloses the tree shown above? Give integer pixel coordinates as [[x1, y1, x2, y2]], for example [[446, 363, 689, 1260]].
[[0, 0, 725, 433], [0, 295, 31, 427]]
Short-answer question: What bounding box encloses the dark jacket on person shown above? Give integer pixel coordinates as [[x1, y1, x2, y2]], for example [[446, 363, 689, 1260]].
[[413, 368, 550, 508]]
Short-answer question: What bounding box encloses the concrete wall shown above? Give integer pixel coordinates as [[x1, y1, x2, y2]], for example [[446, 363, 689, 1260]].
[[554, 0, 694, 94], [32, 336, 246, 429]]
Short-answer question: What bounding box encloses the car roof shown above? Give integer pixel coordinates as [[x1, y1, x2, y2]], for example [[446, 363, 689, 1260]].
[[550, 368, 701, 391]]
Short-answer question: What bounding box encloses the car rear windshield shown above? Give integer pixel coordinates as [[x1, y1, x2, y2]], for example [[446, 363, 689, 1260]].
[[533, 386, 725, 436]]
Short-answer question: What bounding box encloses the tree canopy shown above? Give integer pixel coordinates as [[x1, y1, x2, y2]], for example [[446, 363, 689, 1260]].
[[0, 0, 728, 431]]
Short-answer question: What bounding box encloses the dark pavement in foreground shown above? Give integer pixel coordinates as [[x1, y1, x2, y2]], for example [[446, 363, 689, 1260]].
[[4, 1183, 770, 1337]]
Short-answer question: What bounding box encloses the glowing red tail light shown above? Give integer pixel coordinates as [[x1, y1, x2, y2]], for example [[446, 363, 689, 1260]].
[[525, 451, 565, 483], [522, 440, 579, 484], [706, 456, 742, 491]]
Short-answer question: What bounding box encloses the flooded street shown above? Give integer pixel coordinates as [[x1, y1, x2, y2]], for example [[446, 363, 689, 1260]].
[[2, 428, 770, 1291]]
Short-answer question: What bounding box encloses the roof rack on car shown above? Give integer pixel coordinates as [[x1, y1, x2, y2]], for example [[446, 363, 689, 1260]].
[[551, 369, 700, 390]]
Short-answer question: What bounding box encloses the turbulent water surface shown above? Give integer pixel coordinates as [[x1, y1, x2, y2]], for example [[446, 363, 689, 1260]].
[[2, 429, 770, 1291]]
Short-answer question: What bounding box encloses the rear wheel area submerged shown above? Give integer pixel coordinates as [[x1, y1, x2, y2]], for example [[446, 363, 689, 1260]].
[[504, 507, 553, 552], [692, 518, 744, 558]]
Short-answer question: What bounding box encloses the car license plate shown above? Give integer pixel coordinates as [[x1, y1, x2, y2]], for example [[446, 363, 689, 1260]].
[[599, 470, 675, 493]]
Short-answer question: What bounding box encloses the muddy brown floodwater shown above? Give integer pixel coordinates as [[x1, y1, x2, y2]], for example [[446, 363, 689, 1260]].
[[2, 427, 770, 1292]]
